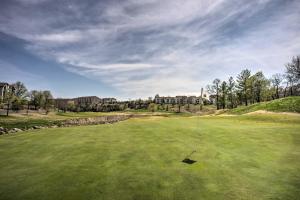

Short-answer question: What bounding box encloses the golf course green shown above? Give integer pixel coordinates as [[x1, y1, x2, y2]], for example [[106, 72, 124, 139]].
[[0, 114, 300, 200]]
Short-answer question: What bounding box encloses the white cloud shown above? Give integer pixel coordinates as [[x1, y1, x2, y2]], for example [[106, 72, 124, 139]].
[[31, 31, 83, 43], [0, 0, 299, 99]]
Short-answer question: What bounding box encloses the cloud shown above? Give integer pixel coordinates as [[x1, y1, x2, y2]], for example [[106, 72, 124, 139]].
[[0, 0, 299, 99]]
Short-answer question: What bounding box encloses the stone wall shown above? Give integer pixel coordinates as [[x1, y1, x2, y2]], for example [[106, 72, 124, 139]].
[[62, 115, 132, 126]]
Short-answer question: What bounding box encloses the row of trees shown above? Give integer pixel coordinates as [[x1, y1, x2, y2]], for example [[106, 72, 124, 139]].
[[0, 82, 54, 116], [63, 99, 152, 113], [207, 56, 300, 109]]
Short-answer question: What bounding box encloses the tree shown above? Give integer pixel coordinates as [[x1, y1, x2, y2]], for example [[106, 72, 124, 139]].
[[11, 81, 28, 110], [3, 86, 14, 116], [271, 73, 283, 99], [286, 56, 300, 82], [227, 77, 235, 108], [285, 56, 300, 96], [236, 69, 251, 106], [67, 101, 76, 112], [178, 103, 181, 113], [43, 91, 53, 114], [285, 74, 296, 96], [30, 90, 44, 110], [251, 72, 269, 103], [12, 81, 27, 99], [148, 103, 156, 112], [207, 79, 221, 109], [220, 81, 227, 109]]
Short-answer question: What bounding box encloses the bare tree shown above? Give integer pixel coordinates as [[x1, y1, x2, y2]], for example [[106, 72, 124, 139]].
[[286, 56, 300, 82], [207, 79, 221, 109], [271, 73, 283, 99], [43, 91, 53, 114], [3, 87, 13, 116], [284, 56, 300, 96], [12, 81, 27, 99]]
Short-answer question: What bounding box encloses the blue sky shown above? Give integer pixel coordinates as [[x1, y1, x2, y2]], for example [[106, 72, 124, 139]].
[[0, 0, 299, 99]]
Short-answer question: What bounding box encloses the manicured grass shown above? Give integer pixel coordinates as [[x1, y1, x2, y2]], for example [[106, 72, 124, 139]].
[[0, 114, 300, 200], [228, 96, 300, 114]]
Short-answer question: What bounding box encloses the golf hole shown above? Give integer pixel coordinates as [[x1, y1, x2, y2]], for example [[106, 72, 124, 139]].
[[182, 158, 197, 164]]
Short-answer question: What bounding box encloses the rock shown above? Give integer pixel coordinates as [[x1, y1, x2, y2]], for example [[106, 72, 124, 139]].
[[12, 128, 23, 132], [0, 127, 7, 134], [33, 126, 43, 129], [8, 129, 16, 133], [51, 125, 58, 128]]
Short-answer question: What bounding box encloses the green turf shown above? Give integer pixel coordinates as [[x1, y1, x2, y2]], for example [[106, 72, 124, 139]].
[[0, 114, 300, 200], [228, 96, 300, 114]]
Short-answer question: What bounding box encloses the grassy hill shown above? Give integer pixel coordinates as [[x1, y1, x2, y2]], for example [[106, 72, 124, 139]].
[[227, 96, 300, 115]]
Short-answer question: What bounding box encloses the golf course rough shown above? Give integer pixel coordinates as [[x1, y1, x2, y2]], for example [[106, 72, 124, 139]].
[[0, 114, 299, 200]]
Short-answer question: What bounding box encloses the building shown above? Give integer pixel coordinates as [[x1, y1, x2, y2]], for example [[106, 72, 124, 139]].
[[154, 94, 164, 104], [74, 96, 101, 106], [154, 94, 204, 105], [101, 98, 117, 104], [188, 96, 200, 104], [54, 96, 117, 110], [0, 82, 10, 102]]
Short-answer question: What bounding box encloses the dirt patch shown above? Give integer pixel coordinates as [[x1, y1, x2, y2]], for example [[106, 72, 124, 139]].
[[217, 114, 236, 117], [244, 110, 300, 116]]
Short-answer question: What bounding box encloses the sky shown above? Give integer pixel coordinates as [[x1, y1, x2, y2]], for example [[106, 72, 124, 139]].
[[0, 0, 299, 100]]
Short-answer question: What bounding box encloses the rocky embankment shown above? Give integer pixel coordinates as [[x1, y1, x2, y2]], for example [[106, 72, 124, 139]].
[[0, 114, 141, 135]]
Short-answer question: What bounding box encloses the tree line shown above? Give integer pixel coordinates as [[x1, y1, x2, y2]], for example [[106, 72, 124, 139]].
[[206, 56, 300, 110], [0, 82, 54, 116]]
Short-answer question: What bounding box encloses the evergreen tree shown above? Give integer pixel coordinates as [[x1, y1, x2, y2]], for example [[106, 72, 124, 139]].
[[220, 81, 227, 109], [236, 69, 251, 106], [227, 76, 235, 108]]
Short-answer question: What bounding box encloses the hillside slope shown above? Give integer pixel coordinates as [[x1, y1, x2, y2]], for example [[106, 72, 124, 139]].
[[227, 96, 300, 114]]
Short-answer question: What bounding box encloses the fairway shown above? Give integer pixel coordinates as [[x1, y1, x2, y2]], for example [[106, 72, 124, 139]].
[[0, 114, 300, 200]]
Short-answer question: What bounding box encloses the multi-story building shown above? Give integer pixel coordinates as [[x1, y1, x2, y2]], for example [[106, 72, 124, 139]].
[[54, 96, 118, 110], [154, 94, 204, 105], [154, 95, 164, 104], [101, 98, 117, 104], [74, 96, 101, 106]]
